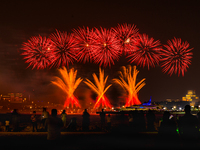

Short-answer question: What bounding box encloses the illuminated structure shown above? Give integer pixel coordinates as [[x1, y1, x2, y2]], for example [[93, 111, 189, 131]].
[[113, 65, 145, 107], [182, 90, 199, 107], [84, 68, 112, 109], [51, 67, 82, 108]]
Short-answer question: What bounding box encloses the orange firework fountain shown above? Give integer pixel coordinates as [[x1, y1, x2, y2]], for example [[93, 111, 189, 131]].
[[51, 67, 82, 108], [84, 68, 112, 110], [113, 65, 146, 107]]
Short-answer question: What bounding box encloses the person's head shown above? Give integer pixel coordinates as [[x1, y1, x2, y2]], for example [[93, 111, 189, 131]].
[[163, 111, 170, 121], [102, 109, 104, 112], [51, 109, 57, 116], [33, 111, 36, 114], [184, 105, 191, 114], [62, 110, 65, 113], [43, 107, 46, 112], [84, 109, 87, 112]]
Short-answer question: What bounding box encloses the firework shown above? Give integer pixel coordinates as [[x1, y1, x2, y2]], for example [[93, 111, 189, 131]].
[[127, 34, 162, 69], [21, 35, 54, 69], [72, 27, 95, 63], [160, 37, 193, 76], [112, 23, 139, 54], [113, 65, 145, 106], [51, 67, 82, 108], [90, 27, 121, 67], [84, 68, 112, 109], [50, 30, 77, 67]]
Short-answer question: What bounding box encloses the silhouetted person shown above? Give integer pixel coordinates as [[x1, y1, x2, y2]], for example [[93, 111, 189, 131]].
[[179, 105, 199, 140], [67, 117, 77, 131], [61, 110, 67, 127], [11, 109, 19, 132], [137, 110, 146, 132], [45, 109, 63, 141], [100, 109, 106, 130], [82, 109, 90, 131], [157, 111, 181, 148], [106, 114, 111, 131], [159, 111, 178, 136], [5, 120, 10, 132], [131, 110, 139, 131], [31, 111, 37, 132], [128, 113, 133, 127], [146, 109, 156, 131], [41, 107, 49, 131], [118, 112, 127, 132]]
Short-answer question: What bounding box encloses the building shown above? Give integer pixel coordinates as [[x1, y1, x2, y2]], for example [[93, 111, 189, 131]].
[[182, 90, 199, 102], [1, 93, 25, 103], [157, 90, 200, 111]]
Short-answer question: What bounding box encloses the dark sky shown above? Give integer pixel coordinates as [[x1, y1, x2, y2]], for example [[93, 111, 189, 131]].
[[0, 0, 199, 105]]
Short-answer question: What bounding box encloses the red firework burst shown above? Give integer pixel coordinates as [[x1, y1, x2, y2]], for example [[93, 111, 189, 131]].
[[112, 23, 139, 54], [160, 37, 193, 76], [50, 30, 77, 67], [21, 35, 55, 69], [72, 27, 95, 63], [91, 27, 121, 67], [127, 34, 162, 69]]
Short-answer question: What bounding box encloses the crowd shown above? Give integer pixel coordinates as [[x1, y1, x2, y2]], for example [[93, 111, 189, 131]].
[[1, 105, 200, 142]]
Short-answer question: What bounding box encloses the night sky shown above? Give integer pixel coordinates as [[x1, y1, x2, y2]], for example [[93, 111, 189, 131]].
[[0, 0, 199, 105]]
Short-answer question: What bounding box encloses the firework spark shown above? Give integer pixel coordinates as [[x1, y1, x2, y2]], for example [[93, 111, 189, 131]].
[[90, 27, 121, 67], [72, 27, 95, 63], [21, 35, 54, 69], [50, 30, 77, 68], [113, 65, 145, 107], [112, 23, 139, 54], [51, 67, 82, 108], [160, 37, 193, 76], [84, 68, 112, 109], [127, 34, 162, 69]]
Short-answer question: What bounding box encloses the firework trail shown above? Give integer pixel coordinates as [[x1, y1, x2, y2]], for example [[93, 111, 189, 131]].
[[113, 65, 145, 107], [72, 26, 95, 63], [112, 23, 139, 54], [51, 67, 82, 108], [21, 35, 54, 69], [127, 34, 162, 69], [84, 68, 112, 109], [50, 30, 77, 68], [90, 27, 121, 67], [160, 37, 193, 76]]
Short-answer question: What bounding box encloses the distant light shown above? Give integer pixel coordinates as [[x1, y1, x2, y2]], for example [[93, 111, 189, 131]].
[[103, 43, 107, 47], [124, 38, 130, 43]]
